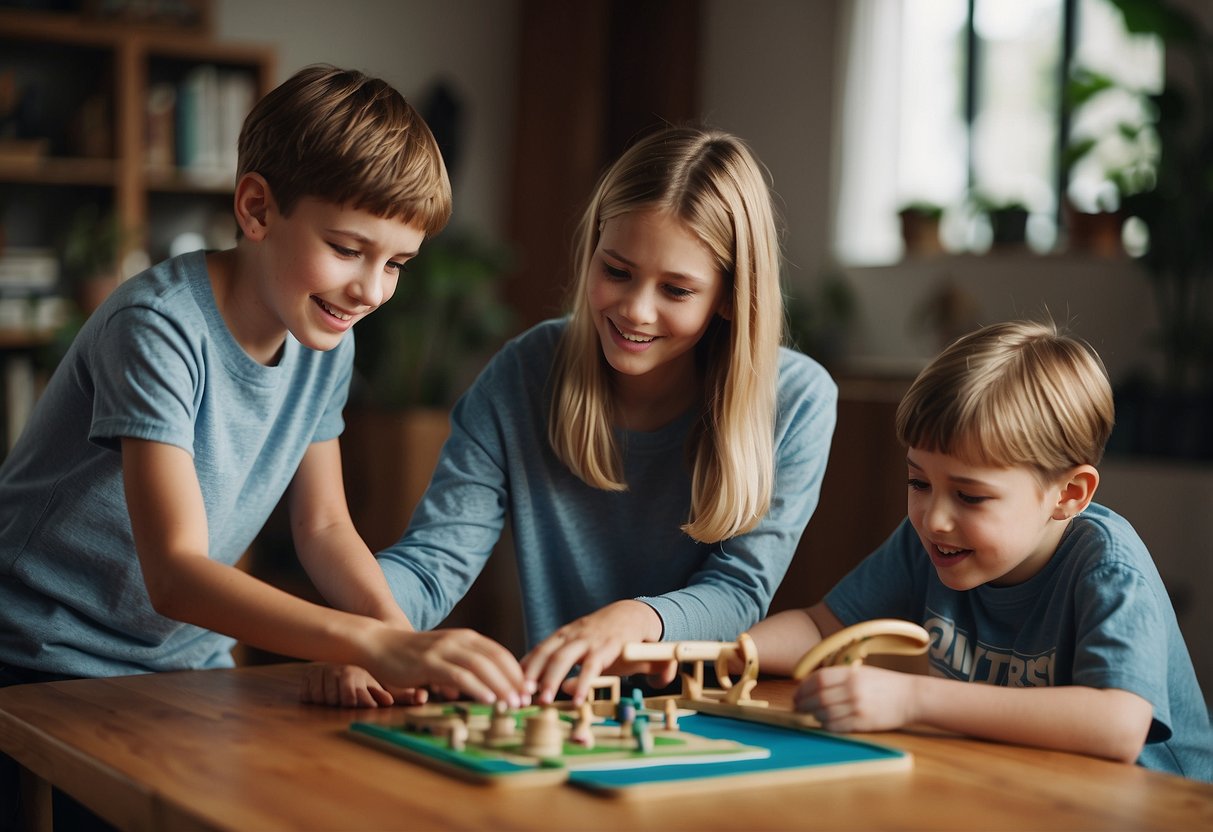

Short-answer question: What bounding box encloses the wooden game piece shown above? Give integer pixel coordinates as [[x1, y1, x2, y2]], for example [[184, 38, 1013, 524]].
[[623, 637, 767, 706], [791, 619, 931, 679], [487, 700, 516, 742], [616, 700, 635, 738], [624, 640, 731, 701], [663, 698, 679, 731], [448, 719, 468, 752], [522, 707, 563, 758], [569, 702, 595, 749], [585, 676, 621, 717], [632, 716, 654, 753], [716, 632, 762, 706]]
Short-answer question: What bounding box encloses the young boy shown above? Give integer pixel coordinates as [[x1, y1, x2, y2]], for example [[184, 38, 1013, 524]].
[[749, 320, 1212, 782], [0, 65, 526, 707]]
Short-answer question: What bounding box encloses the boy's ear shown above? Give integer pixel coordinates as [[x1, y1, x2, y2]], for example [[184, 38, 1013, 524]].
[[234, 173, 273, 240], [1051, 464, 1099, 521]]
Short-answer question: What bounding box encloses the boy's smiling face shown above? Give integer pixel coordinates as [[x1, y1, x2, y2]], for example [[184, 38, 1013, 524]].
[[905, 448, 1072, 590], [262, 197, 424, 352]]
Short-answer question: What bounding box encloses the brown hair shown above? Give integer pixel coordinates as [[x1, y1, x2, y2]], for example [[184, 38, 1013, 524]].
[[896, 319, 1115, 478], [238, 64, 451, 236]]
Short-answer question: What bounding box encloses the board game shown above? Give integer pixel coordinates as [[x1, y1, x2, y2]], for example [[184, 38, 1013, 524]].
[[349, 625, 928, 799], [350, 698, 909, 799]]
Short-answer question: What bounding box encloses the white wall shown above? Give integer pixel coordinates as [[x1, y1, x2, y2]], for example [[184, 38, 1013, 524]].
[[700, 0, 839, 295], [214, 0, 519, 240]]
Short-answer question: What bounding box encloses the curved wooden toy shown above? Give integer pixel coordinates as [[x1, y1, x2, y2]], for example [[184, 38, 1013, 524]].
[[791, 619, 930, 680], [714, 632, 760, 705]]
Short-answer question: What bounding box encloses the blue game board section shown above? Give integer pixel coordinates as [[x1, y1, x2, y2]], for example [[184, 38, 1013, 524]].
[[567, 713, 907, 791]]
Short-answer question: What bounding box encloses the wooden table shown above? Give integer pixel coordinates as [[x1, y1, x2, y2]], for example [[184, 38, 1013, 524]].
[[1, 663, 1210, 831]]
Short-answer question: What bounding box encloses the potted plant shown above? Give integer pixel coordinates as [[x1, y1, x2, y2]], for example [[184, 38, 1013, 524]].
[[1062, 66, 1160, 256], [1103, 0, 1213, 459], [970, 194, 1031, 249], [341, 228, 515, 549], [896, 201, 945, 257]]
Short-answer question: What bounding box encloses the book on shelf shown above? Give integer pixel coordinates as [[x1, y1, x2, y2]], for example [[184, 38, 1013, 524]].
[[153, 65, 256, 186]]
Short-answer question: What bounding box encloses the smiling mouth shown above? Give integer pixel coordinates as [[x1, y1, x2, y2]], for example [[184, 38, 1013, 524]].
[[932, 543, 972, 561], [314, 297, 353, 321], [610, 319, 656, 343]]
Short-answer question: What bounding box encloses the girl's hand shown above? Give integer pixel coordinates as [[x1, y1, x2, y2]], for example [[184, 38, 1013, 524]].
[[299, 663, 428, 708], [521, 600, 667, 705], [364, 626, 531, 708], [792, 664, 917, 732]]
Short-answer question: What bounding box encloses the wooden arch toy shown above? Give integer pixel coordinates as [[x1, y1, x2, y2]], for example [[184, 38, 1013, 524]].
[[622, 633, 763, 706], [792, 619, 931, 680]]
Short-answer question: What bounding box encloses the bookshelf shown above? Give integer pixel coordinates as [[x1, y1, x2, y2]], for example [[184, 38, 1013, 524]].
[[0, 2, 274, 455], [0, 3, 275, 281]]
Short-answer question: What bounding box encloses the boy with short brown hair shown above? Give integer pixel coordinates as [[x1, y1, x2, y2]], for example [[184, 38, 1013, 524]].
[[0, 64, 526, 705]]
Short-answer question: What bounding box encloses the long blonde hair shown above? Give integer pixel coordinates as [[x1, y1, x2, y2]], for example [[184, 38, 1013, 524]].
[[547, 126, 784, 543]]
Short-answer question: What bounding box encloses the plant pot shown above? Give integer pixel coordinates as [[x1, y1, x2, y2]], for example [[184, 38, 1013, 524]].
[[988, 208, 1029, 249], [1066, 206, 1123, 257], [898, 210, 943, 257]]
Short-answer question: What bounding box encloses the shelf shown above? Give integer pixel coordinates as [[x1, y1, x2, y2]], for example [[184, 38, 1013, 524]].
[[0, 5, 274, 268], [0, 157, 118, 187]]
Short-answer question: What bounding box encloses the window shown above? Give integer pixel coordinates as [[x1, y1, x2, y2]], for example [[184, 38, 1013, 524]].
[[832, 0, 1163, 264]]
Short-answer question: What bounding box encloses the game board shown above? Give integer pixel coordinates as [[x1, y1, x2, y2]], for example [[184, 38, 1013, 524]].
[[350, 699, 909, 799], [349, 623, 928, 799]]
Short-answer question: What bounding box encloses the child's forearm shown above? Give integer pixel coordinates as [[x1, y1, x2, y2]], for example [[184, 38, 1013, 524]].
[[147, 548, 393, 668], [907, 674, 1153, 763], [747, 606, 826, 675], [293, 523, 413, 628], [286, 440, 413, 628]]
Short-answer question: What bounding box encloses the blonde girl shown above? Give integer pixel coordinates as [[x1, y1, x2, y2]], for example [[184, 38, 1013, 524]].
[[367, 125, 838, 705]]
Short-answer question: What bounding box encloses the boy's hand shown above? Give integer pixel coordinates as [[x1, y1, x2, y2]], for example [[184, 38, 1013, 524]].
[[792, 664, 917, 732], [521, 600, 667, 705], [365, 626, 530, 708], [299, 664, 429, 708]]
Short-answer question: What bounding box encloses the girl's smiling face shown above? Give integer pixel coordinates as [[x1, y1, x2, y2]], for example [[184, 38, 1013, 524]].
[[586, 208, 728, 392], [906, 447, 1072, 589]]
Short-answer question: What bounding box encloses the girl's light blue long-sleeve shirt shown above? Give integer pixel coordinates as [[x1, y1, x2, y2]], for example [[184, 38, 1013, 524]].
[[377, 319, 837, 647]]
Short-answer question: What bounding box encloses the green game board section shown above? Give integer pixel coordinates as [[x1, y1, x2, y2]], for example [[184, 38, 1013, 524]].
[[351, 722, 560, 774], [351, 707, 748, 776]]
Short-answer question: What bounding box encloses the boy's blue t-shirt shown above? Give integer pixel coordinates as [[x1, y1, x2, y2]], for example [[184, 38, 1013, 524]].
[[825, 503, 1213, 782], [0, 251, 352, 677]]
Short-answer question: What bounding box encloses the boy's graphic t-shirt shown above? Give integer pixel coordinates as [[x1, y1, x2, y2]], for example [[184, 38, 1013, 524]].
[[825, 503, 1213, 782]]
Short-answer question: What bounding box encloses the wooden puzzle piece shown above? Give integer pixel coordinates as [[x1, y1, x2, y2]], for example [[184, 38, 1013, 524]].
[[621, 633, 766, 707], [791, 619, 930, 679]]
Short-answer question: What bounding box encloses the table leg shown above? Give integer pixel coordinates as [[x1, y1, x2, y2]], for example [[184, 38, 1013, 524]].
[[18, 766, 51, 832]]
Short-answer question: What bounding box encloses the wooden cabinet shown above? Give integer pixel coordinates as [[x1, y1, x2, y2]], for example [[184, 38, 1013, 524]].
[[0, 5, 275, 274]]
